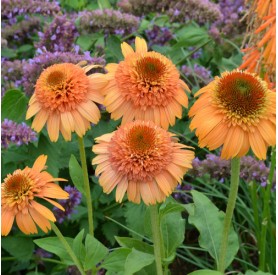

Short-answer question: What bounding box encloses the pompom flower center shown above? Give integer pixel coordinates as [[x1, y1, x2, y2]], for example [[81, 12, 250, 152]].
[[115, 52, 180, 110], [135, 56, 166, 84], [214, 71, 267, 123], [127, 125, 156, 152], [3, 171, 34, 206], [47, 70, 66, 87], [35, 63, 90, 113], [108, 122, 173, 182]]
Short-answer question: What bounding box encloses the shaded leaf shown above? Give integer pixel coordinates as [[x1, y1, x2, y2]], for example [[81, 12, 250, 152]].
[[73, 229, 86, 267], [34, 237, 74, 265], [1, 89, 28, 122], [2, 237, 34, 261], [84, 234, 109, 270], [124, 248, 155, 275], [184, 190, 239, 269], [115, 236, 153, 254], [188, 270, 223, 275], [69, 154, 84, 193], [100, 248, 131, 272]]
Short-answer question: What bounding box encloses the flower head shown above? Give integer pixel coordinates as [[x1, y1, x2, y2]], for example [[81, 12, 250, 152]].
[[26, 63, 106, 142], [1, 155, 69, 236], [92, 120, 194, 205], [189, 70, 276, 160], [22, 51, 105, 96], [96, 37, 189, 129]]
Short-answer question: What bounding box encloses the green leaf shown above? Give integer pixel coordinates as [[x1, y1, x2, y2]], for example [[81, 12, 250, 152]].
[[115, 237, 153, 254], [188, 270, 223, 275], [124, 202, 147, 238], [69, 154, 85, 193], [97, 0, 111, 9], [1, 89, 28, 122], [100, 248, 131, 272], [34, 237, 74, 265], [73, 229, 86, 267], [1, 47, 17, 58], [76, 34, 102, 51], [84, 234, 109, 270], [160, 210, 185, 260], [17, 44, 34, 53], [184, 190, 239, 270], [102, 222, 119, 245], [174, 24, 209, 47], [244, 271, 273, 275], [159, 200, 185, 217], [124, 248, 155, 275], [106, 35, 123, 62], [2, 237, 34, 261]]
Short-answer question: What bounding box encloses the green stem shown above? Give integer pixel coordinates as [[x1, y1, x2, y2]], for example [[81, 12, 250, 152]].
[[51, 222, 85, 275], [150, 204, 164, 275], [78, 136, 94, 236], [176, 39, 213, 65], [259, 146, 276, 271], [218, 157, 241, 273], [249, 181, 260, 246]]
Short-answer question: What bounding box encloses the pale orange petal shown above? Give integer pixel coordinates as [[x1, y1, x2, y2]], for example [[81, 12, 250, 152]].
[[135, 37, 148, 53], [121, 42, 134, 57]]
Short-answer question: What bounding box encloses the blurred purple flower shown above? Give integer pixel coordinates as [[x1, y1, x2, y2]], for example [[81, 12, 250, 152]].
[[189, 154, 276, 188], [53, 186, 82, 224], [2, 0, 60, 20], [36, 15, 79, 52], [181, 64, 212, 85], [145, 25, 173, 46], [2, 59, 25, 95], [2, 17, 41, 47], [173, 183, 193, 204], [77, 9, 140, 36], [1, 119, 37, 148], [210, 0, 247, 38], [187, 47, 203, 59], [118, 0, 222, 24]]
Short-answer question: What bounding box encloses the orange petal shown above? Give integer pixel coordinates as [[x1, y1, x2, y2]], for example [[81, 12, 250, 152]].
[[32, 155, 47, 172], [135, 37, 148, 53], [116, 177, 128, 202], [121, 42, 135, 58], [1, 209, 15, 236]]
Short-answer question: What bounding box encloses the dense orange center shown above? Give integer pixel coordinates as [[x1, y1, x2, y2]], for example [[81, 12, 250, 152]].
[[115, 52, 180, 110], [35, 63, 90, 113], [108, 122, 173, 182], [2, 171, 35, 208], [127, 125, 156, 152], [47, 70, 66, 87], [214, 72, 268, 123]]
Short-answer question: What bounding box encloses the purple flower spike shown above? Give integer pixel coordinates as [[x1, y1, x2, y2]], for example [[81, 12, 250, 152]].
[[1, 119, 37, 148], [53, 186, 82, 224]]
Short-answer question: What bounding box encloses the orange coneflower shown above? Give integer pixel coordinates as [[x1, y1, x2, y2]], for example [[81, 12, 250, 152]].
[[92, 120, 194, 205], [189, 70, 276, 160], [26, 63, 106, 142], [1, 155, 69, 236], [94, 37, 190, 129]]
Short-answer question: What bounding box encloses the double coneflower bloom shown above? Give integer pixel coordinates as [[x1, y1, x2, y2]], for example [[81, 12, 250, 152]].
[[92, 120, 194, 205], [1, 155, 68, 236], [189, 70, 276, 160], [26, 63, 106, 142], [93, 37, 190, 129]]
